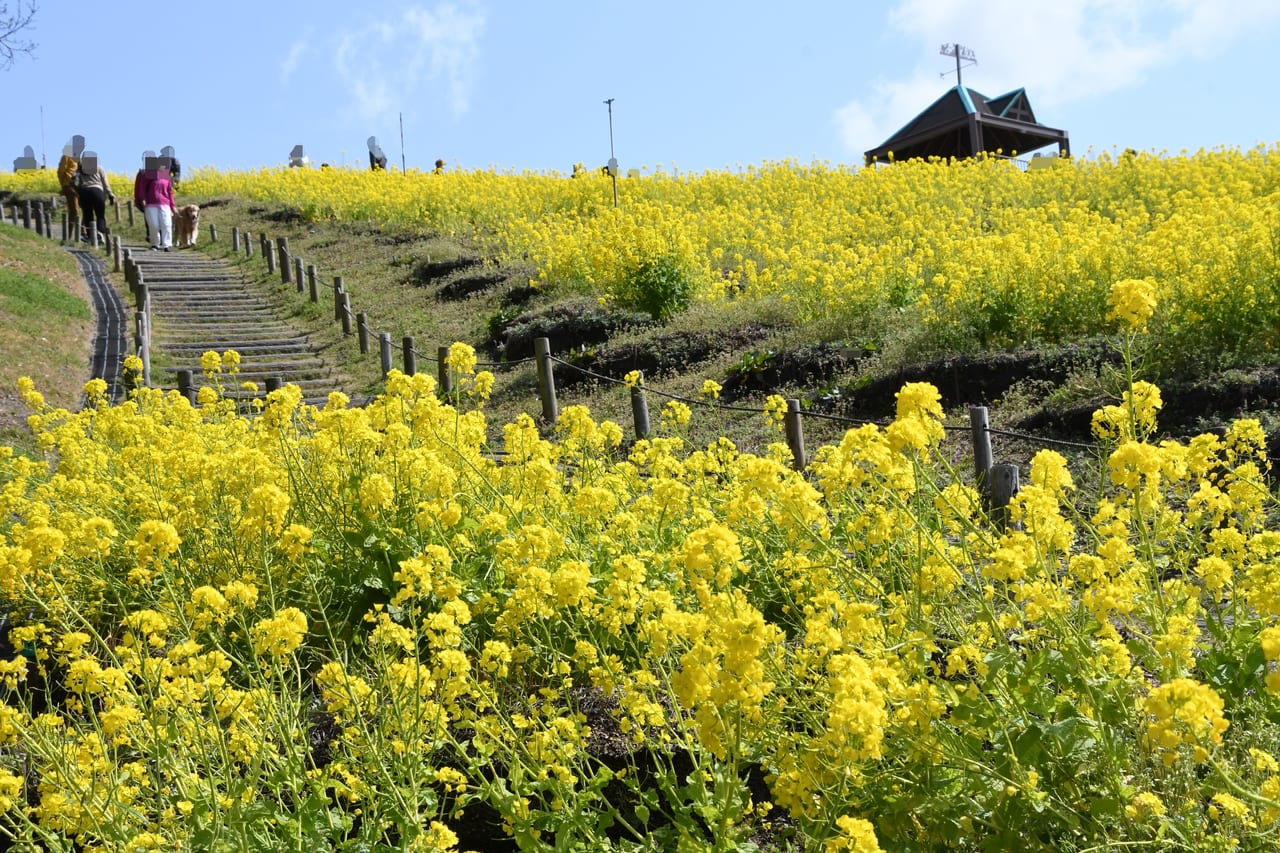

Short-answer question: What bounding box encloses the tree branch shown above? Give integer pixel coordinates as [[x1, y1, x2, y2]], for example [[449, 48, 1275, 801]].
[[0, 1, 39, 70]]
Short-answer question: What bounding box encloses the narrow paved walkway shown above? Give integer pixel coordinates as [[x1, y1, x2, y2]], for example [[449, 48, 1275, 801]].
[[69, 247, 130, 404]]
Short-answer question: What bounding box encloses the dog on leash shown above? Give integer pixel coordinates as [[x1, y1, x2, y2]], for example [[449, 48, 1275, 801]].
[[175, 204, 200, 247]]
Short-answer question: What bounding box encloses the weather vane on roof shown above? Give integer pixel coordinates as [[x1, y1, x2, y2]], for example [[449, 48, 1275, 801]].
[[940, 43, 977, 86]]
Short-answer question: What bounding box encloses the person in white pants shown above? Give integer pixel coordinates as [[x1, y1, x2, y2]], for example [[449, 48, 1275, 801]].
[[140, 167, 177, 250]]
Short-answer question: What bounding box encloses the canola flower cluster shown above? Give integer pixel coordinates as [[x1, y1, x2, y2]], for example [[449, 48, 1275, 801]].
[[0, 280, 1277, 850], [10, 144, 1275, 376]]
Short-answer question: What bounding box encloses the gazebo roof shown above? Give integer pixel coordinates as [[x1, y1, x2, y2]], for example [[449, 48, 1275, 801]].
[[864, 85, 1069, 165]]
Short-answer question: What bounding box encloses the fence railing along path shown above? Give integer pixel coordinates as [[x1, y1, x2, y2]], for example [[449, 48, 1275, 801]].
[[121, 243, 344, 406]]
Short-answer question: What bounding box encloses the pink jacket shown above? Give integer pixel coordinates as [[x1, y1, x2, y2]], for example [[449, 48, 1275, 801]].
[[140, 170, 176, 212]]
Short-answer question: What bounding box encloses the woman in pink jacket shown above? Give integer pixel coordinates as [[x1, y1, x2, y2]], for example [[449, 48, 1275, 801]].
[[141, 168, 177, 251]]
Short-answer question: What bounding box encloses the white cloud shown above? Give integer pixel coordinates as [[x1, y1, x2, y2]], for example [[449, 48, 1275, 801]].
[[404, 4, 485, 115], [836, 0, 1280, 157], [280, 35, 311, 84], [332, 3, 485, 122]]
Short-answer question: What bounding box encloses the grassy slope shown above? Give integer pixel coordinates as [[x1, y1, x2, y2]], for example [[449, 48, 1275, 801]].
[[0, 222, 95, 454]]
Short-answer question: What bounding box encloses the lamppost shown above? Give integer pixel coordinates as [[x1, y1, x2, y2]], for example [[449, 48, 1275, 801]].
[[604, 98, 618, 208]]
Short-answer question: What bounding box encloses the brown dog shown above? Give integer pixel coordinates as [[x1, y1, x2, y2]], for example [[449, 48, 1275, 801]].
[[175, 204, 200, 247]]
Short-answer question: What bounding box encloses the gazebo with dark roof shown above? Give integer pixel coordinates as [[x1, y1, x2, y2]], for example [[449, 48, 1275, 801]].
[[864, 85, 1069, 165]]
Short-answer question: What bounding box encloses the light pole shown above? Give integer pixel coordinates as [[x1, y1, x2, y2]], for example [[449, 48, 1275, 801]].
[[604, 98, 618, 208]]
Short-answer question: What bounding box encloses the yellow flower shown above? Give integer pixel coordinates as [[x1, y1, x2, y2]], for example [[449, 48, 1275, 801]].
[[0, 768, 22, 813], [1141, 678, 1228, 764], [1208, 792, 1251, 824], [1107, 277, 1157, 331], [445, 341, 478, 375], [660, 400, 692, 432], [827, 815, 883, 852], [222, 580, 259, 608], [187, 585, 231, 631], [251, 607, 308, 658], [130, 519, 181, 569], [1125, 791, 1166, 821], [360, 472, 395, 514], [763, 394, 788, 431], [200, 350, 223, 375]]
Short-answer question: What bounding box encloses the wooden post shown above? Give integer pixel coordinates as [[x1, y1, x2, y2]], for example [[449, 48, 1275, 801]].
[[127, 200, 135, 227], [265, 240, 276, 275], [970, 406, 993, 513], [33, 202, 43, 237], [230, 226, 240, 253], [333, 276, 344, 322], [534, 337, 558, 423], [112, 197, 120, 224], [784, 398, 806, 470], [379, 333, 393, 378], [341, 294, 352, 335], [22, 200, 30, 230], [177, 369, 195, 404], [357, 312, 370, 354], [266, 375, 283, 393], [990, 463, 1021, 532], [294, 257, 304, 293], [112, 236, 121, 272], [208, 222, 217, 243], [630, 373, 650, 440], [403, 337, 417, 376], [437, 345, 453, 394], [242, 231, 253, 257], [307, 264, 319, 302], [135, 312, 150, 387], [87, 221, 99, 248], [279, 244, 291, 284]]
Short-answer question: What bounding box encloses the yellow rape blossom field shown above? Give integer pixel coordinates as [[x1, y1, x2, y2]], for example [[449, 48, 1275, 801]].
[[0, 153, 1279, 850], [0, 299, 1276, 851], [203, 150, 1280, 378], [6, 146, 1280, 379]]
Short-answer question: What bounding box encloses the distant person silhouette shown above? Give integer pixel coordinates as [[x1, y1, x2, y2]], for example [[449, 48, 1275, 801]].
[[368, 136, 388, 170]]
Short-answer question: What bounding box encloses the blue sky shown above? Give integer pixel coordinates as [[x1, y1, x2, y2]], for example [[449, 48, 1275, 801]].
[[5, 1, 1280, 175]]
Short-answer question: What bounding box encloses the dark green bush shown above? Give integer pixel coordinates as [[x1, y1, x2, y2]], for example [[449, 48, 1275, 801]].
[[616, 255, 693, 321]]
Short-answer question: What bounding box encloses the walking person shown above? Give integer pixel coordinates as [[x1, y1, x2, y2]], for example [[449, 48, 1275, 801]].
[[161, 145, 181, 187], [133, 152, 155, 245], [56, 146, 81, 238], [140, 165, 177, 251], [74, 152, 114, 245]]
